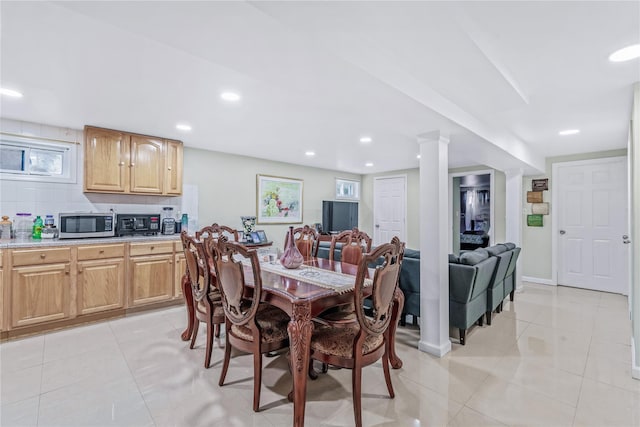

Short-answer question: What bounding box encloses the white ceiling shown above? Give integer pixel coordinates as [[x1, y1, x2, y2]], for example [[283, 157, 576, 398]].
[[1, 1, 638, 175]]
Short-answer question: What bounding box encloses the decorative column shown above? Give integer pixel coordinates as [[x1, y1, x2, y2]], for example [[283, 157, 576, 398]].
[[505, 168, 524, 292], [418, 133, 451, 357]]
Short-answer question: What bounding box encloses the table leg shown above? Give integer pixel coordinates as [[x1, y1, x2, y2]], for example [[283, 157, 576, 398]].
[[387, 289, 405, 369], [180, 274, 195, 341], [288, 302, 313, 427]]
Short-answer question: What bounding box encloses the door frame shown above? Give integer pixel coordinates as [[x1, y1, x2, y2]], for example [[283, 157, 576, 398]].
[[448, 169, 495, 253], [372, 174, 407, 246], [551, 156, 628, 288]]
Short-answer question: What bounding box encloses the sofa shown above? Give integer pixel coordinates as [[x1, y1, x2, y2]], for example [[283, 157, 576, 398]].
[[502, 243, 521, 303], [448, 251, 498, 345], [483, 244, 513, 325], [397, 249, 420, 323]]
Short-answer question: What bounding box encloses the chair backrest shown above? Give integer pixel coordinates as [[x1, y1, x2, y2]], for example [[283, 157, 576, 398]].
[[210, 237, 261, 326], [181, 231, 211, 303], [504, 247, 521, 278], [329, 227, 372, 265], [196, 223, 239, 243], [284, 225, 319, 259], [354, 236, 404, 337]]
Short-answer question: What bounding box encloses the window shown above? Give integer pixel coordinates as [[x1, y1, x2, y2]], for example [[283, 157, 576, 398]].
[[335, 178, 360, 200], [0, 133, 77, 182]]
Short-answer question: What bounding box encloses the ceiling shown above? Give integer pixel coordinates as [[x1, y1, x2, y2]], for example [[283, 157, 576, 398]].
[[1, 1, 638, 175]]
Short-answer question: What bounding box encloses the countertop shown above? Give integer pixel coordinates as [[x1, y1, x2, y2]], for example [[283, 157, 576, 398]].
[[0, 233, 181, 249]]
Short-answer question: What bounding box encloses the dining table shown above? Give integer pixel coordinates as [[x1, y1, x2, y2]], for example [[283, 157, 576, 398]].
[[180, 256, 404, 427]]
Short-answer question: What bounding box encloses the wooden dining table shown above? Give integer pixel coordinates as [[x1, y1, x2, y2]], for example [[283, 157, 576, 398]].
[[180, 256, 404, 427]]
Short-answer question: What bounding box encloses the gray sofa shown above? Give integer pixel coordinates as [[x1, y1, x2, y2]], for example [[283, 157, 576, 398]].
[[484, 244, 513, 325], [449, 251, 498, 345]]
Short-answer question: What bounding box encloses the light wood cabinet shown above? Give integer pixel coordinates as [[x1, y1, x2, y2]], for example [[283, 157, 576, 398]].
[[84, 126, 183, 195], [129, 241, 174, 306], [1, 250, 4, 331], [77, 244, 125, 315], [165, 139, 183, 195], [174, 252, 186, 299], [11, 263, 71, 328]]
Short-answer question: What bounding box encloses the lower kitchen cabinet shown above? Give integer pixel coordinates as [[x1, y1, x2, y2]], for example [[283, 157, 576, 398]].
[[174, 241, 186, 299], [130, 254, 174, 306], [77, 258, 125, 315], [11, 263, 71, 328]]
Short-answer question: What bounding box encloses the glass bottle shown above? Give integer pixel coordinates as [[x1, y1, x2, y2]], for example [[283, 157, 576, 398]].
[[0, 216, 12, 241], [280, 226, 304, 269]]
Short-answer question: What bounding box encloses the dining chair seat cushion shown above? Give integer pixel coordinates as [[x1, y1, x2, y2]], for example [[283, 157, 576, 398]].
[[231, 304, 289, 343], [197, 299, 224, 316], [311, 324, 383, 358]]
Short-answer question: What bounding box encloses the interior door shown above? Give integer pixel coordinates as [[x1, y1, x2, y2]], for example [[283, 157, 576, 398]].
[[557, 157, 629, 294], [373, 176, 406, 246]]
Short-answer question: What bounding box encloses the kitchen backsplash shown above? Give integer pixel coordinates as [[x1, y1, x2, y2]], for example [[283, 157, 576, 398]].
[[0, 118, 192, 225]]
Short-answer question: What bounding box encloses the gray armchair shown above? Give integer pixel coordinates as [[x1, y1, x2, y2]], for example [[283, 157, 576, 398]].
[[449, 250, 498, 345], [502, 243, 521, 303], [484, 244, 513, 325], [397, 249, 420, 323]]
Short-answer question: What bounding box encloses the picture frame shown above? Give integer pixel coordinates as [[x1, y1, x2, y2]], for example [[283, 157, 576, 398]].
[[532, 178, 549, 191], [532, 202, 549, 215], [249, 231, 261, 243], [257, 174, 303, 224], [335, 178, 360, 200], [256, 230, 267, 243], [527, 214, 544, 227], [527, 191, 543, 203]]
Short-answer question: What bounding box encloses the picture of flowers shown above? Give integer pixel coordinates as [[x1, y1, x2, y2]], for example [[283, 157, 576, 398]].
[[257, 174, 303, 224]]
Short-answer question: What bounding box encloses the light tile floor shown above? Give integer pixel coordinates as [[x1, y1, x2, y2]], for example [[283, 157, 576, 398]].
[[1, 283, 638, 426]]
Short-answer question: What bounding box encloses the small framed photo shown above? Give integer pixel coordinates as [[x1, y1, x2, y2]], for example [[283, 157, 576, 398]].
[[250, 231, 261, 243], [256, 230, 267, 243], [527, 191, 543, 203]]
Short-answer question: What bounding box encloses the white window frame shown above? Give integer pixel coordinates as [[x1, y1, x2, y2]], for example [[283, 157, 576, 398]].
[[0, 133, 77, 183], [335, 178, 360, 200]]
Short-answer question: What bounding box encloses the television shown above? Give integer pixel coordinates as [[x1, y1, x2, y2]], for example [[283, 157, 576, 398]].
[[322, 201, 358, 233]]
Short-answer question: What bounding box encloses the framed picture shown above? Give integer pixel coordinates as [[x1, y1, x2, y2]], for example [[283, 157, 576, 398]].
[[527, 214, 544, 227], [257, 174, 303, 224], [532, 178, 549, 191], [249, 231, 261, 243], [532, 202, 549, 215], [256, 230, 267, 243], [335, 178, 360, 200], [527, 191, 543, 203]]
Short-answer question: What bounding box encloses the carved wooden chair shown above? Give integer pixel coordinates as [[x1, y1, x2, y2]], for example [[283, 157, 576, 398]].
[[328, 227, 372, 265], [210, 237, 290, 412], [181, 231, 225, 369], [283, 225, 319, 259], [195, 223, 239, 245], [310, 237, 404, 427]]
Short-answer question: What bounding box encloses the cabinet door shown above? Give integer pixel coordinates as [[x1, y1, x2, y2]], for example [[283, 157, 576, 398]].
[[11, 264, 70, 328], [77, 259, 125, 315], [0, 267, 4, 331], [84, 127, 129, 192], [130, 254, 173, 306], [164, 139, 183, 195], [130, 135, 164, 194], [174, 253, 186, 299]]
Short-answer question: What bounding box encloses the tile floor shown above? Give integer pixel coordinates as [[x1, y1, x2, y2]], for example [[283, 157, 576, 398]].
[[1, 282, 638, 427]]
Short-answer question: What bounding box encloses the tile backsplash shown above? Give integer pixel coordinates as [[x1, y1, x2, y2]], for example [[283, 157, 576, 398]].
[[0, 118, 190, 225]]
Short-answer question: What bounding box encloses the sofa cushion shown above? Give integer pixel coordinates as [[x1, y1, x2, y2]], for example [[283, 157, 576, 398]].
[[503, 242, 516, 250], [403, 248, 420, 259], [459, 250, 489, 265], [485, 245, 507, 256], [448, 254, 459, 264]]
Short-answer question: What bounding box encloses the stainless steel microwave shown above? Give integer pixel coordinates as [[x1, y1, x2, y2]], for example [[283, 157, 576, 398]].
[[58, 213, 115, 239]]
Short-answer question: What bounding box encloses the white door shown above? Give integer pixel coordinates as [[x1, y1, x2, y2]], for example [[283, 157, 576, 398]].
[[557, 157, 629, 294], [373, 176, 406, 246]]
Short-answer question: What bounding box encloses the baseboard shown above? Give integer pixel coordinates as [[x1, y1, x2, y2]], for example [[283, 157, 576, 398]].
[[522, 276, 554, 286], [632, 337, 640, 380], [418, 339, 452, 357]]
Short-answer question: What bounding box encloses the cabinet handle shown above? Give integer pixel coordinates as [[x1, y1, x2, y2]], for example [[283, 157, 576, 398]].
[[40, 253, 46, 259], [119, 162, 125, 166], [150, 246, 154, 250], [78, 267, 83, 273], [167, 167, 172, 171], [130, 163, 135, 167], [99, 250, 104, 254]]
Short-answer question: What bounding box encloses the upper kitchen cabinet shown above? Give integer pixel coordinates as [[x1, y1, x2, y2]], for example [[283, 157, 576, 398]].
[[84, 126, 183, 196]]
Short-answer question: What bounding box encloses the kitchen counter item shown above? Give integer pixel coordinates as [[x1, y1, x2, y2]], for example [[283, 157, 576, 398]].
[[0, 216, 12, 241], [14, 212, 33, 241], [115, 213, 161, 236]]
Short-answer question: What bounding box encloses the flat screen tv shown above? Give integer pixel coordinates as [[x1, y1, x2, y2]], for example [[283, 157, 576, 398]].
[[322, 201, 358, 233]]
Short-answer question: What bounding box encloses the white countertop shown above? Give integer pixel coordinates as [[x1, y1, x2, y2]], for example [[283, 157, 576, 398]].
[[0, 233, 180, 249]]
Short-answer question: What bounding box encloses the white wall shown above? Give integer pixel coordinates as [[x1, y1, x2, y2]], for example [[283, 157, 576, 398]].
[[631, 82, 640, 379]]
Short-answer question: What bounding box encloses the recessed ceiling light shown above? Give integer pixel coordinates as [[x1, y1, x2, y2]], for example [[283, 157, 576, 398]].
[[359, 136, 372, 143], [558, 129, 580, 136], [305, 151, 315, 156], [365, 162, 374, 167], [416, 154, 421, 159], [609, 44, 640, 62], [0, 87, 23, 98], [220, 92, 241, 101], [176, 123, 192, 131]]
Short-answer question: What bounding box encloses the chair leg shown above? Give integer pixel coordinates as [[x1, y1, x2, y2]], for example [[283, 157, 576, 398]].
[[253, 350, 263, 412], [510, 290, 515, 301], [352, 364, 363, 427], [218, 335, 232, 387], [400, 315, 406, 327], [486, 311, 492, 326], [190, 320, 199, 349], [459, 328, 466, 345], [204, 321, 214, 369], [477, 316, 484, 327], [214, 323, 221, 338], [382, 350, 395, 398]]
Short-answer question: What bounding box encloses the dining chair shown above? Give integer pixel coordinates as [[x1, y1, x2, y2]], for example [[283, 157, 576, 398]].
[[328, 227, 372, 264], [283, 224, 319, 259], [309, 236, 405, 427], [210, 237, 290, 412], [195, 223, 239, 243], [181, 231, 226, 369]]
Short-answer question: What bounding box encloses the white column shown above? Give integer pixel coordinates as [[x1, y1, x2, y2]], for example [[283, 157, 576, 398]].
[[418, 133, 451, 357], [505, 168, 524, 292]]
